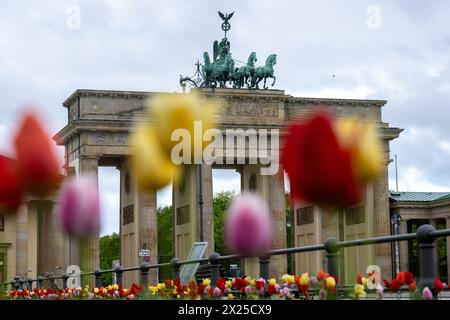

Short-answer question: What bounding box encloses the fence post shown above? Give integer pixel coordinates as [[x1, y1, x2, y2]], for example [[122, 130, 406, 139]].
[[13, 276, 19, 290], [62, 273, 69, 289], [324, 237, 343, 298], [114, 266, 123, 287], [416, 224, 436, 293], [27, 278, 33, 291], [37, 276, 44, 290], [170, 258, 181, 280], [94, 269, 103, 288], [209, 252, 221, 287], [19, 279, 25, 290], [140, 263, 151, 288], [259, 255, 271, 280]]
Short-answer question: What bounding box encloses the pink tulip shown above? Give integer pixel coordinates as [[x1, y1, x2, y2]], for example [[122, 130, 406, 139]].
[[244, 285, 252, 295], [422, 287, 433, 300], [213, 287, 222, 298], [57, 175, 100, 236], [225, 193, 273, 256]]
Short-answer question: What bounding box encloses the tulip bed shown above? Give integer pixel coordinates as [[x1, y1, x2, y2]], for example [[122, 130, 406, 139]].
[[1, 271, 447, 300]]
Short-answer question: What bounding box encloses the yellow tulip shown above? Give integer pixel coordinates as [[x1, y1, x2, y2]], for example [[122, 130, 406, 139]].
[[269, 278, 277, 286], [102, 288, 108, 295], [203, 278, 211, 287], [362, 277, 368, 287], [354, 284, 366, 298], [130, 125, 180, 191], [335, 117, 383, 182], [326, 276, 336, 289], [228, 293, 234, 300], [157, 283, 165, 291], [146, 92, 219, 156], [281, 274, 290, 283], [226, 280, 232, 288], [94, 288, 99, 294], [113, 284, 119, 290], [300, 272, 309, 286]]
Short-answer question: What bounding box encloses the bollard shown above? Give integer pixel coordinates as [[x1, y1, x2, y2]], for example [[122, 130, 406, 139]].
[[139, 263, 151, 288], [209, 253, 221, 287], [114, 265, 123, 287], [417, 224, 436, 292], [94, 269, 103, 289], [259, 255, 271, 280], [170, 258, 181, 281], [324, 237, 343, 299], [37, 276, 44, 290], [62, 273, 69, 289]]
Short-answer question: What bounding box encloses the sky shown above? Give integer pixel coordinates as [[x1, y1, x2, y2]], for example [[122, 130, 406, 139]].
[[1, 0, 450, 235]]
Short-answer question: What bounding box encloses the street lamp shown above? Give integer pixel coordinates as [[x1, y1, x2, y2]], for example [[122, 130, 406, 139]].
[[391, 213, 402, 277]]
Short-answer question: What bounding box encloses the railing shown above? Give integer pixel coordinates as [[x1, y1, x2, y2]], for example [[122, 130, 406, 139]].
[[2, 224, 450, 297]]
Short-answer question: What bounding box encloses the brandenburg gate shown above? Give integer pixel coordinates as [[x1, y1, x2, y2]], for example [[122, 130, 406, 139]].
[[54, 12, 402, 286]]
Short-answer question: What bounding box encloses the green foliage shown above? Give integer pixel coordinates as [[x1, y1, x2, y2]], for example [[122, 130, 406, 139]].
[[157, 205, 173, 257], [99, 233, 120, 286], [213, 191, 234, 255], [213, 191, 237, 274]]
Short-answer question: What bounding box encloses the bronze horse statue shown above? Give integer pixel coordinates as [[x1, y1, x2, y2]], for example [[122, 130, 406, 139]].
[[252, 54, 277, 89], [232, 52, 257, 89]]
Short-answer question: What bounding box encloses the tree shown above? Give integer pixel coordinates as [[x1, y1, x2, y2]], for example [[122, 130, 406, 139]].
[[99, 233, 120, 285], [213, 191, 234, 255], [157, 205, 173, 257]]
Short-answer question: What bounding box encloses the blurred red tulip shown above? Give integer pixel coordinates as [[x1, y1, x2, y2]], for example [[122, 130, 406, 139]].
[[0, 155, 23, 211], [282, 113, 362, 208], [14, 112, 62, 196], [434, 279, 445, 293]]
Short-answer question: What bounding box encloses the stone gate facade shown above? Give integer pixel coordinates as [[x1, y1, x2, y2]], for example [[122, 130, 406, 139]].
[[52, 87, 402, 285]]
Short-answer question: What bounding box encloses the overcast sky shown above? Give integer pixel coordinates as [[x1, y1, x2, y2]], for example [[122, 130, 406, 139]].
[[1, 0, 450, 235]]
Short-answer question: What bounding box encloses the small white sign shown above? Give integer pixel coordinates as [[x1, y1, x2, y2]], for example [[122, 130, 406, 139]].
[[138, 249, 151, 257]]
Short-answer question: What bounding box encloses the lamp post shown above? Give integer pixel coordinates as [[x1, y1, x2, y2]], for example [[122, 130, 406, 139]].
[[391, 213, 402, 277]]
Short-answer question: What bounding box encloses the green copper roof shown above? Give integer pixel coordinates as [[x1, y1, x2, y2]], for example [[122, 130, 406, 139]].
[[389, 191, 450, 202]]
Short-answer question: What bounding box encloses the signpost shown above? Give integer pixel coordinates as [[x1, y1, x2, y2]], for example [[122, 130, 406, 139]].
[[139, 249, 151, 263], [179, 242, 208, 285]]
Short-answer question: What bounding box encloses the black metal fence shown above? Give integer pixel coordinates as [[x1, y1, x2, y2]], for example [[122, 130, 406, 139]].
[[2, 224, 450, 297]]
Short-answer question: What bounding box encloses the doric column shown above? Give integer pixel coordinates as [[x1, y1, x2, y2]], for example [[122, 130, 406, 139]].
[[373, 144, 392, 279], [197, 164, 214, 257], [268, 173, 287, 280], [16, 203, 29, 277], [79, 157, 100, 277], [138, 189, 158, 284]]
